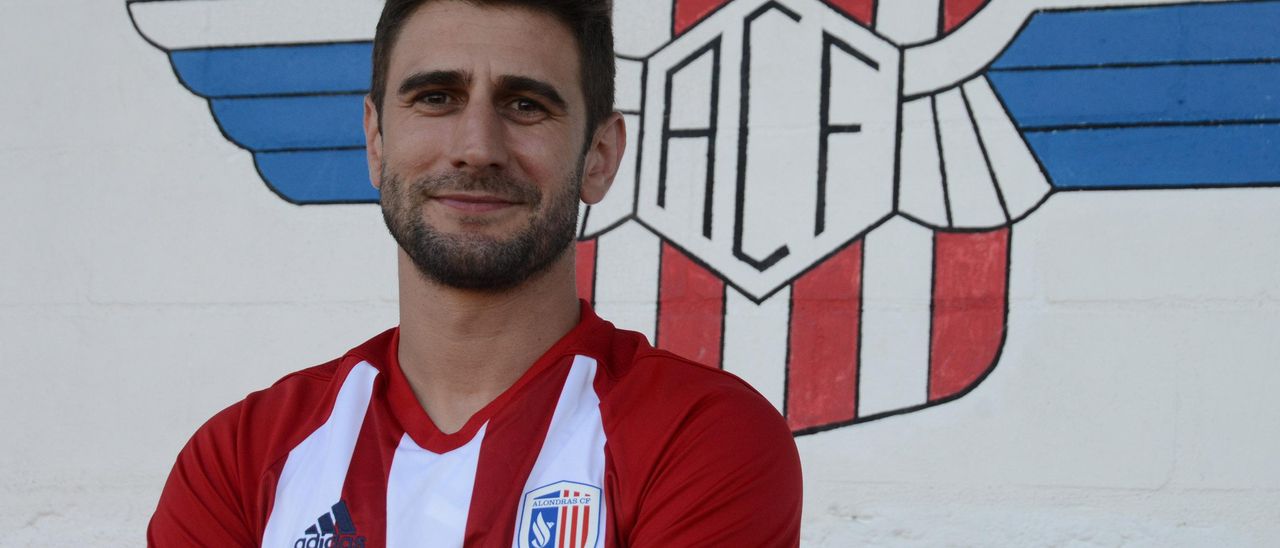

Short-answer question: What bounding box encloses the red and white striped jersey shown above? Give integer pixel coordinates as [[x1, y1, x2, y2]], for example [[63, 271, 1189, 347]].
[[148, 303, 802, 547]]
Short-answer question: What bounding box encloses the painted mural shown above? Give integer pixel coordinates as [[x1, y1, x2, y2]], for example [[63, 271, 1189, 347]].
[[127, 0, 1280, 435]]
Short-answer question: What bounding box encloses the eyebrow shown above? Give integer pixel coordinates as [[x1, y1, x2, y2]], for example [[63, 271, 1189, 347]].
[[398, 69, 470, 96], [396, 70, 569, 112], [496, 75, 569, 112]]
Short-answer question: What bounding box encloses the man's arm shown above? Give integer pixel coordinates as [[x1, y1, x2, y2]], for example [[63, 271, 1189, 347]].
[[148, 403, 257, 547]]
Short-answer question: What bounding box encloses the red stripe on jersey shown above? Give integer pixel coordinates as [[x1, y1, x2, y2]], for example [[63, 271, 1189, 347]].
[[559, 506, 568, 548], [575, 240, 598, 305], [338, 374, 402, 548], [581, 505, 590, 547], [657, 242, 725, 368], [826, 0, 875, 26], [570, 505, 580, 548], [461, 360, 574, 545], [943, 0, 988, 33], [786, 241, 863, 431], [674, 0, 730, 35], [929, 229, 1008, 401]]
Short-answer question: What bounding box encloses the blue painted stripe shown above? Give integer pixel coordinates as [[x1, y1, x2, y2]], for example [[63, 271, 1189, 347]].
[[254, 150, 379, 204], [171, 42, 372, 98], [1024, 124, 1280, 189], [993, 1, 1280, 69], [988, 62, 1280, 128], [211, 94, 366, 151]]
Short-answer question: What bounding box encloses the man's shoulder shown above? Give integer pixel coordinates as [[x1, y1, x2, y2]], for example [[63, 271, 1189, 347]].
[[183, 328, 395, 469], [186, 356, 347, 456], [592, 326, 773, 411], [233, 327, 396, 426], [591, 327, 792, 447], [238, 357, 346, 419], [587, 328, 803, 545]]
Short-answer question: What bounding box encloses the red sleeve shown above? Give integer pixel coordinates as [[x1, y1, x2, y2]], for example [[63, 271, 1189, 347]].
[[604, 355, 803, 547], [148, 402, 257, 547]]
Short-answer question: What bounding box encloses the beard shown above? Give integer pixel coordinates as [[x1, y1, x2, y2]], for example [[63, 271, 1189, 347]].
[[378, 164, 582, 292]]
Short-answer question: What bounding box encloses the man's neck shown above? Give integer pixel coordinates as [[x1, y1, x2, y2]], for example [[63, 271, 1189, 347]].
[[394, 249, 581, 434]]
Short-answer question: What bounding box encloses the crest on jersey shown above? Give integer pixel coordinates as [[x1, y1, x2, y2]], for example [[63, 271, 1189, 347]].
[[128, 0, 1280, 434], [516, 481, 601, 548]]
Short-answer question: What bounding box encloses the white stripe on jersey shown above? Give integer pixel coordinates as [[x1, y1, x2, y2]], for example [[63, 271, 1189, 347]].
[[386, 426, 487, 547], [513, 356, 607, 548], [261, 361, 379, 546], [858, 218, 933, 418]]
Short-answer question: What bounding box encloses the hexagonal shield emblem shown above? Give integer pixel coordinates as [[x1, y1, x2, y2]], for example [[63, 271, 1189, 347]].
[[635, 0, 901, 301]]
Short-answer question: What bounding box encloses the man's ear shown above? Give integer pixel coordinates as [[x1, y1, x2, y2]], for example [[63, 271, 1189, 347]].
[[580, 112, 626, 205], [364, 95, 384, 190]]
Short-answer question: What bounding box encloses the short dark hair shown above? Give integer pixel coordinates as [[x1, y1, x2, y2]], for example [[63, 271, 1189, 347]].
[[370, 0, 615, 140]]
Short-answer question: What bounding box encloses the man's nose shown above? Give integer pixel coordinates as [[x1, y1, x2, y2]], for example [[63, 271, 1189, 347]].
[[449, 102, 510, 172]]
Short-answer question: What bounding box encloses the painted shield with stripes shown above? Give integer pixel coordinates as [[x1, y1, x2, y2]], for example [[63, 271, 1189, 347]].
[[129, 0, 1280, 435]]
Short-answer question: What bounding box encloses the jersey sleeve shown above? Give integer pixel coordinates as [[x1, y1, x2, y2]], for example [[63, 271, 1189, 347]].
[[617, 366, 803, 547], [148, 402, 257, 547]]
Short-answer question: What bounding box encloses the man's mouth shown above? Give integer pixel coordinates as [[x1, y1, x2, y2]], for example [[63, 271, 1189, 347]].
[[430, 193, 522, 214]]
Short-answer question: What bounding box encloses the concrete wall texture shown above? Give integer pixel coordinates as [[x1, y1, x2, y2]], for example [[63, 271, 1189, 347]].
[[2, 0, 1278, 545]]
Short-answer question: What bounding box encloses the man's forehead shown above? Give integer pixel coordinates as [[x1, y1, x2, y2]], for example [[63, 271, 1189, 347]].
[[389, 1, 581, 87]]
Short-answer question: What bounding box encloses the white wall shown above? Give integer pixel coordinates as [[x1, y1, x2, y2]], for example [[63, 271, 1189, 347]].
[[1, 1, 1277, 546]]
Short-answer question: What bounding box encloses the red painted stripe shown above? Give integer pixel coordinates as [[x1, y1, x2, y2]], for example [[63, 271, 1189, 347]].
[[943, 0, 988, 33], [461, 360, 575, 545], [929, 229, 1008, 401], [826, 0, 876, 26], [786, 241, 862, 431], [657, 242, 725, 368], [575, 239, 598, 305], [675, 0, 875, 35], [338, 375, 402, 548], [674, 0, 730, 35]]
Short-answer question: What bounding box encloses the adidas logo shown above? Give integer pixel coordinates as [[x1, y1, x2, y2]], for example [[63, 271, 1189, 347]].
[[293, 500, 367, 548]]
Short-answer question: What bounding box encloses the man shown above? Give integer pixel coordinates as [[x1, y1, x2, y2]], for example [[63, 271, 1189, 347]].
[[148, 0, 802, 546]]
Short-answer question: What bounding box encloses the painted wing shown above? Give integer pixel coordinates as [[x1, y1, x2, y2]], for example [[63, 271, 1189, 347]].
[[128, 0, 379, 204], [900, 0, 1280, 226]]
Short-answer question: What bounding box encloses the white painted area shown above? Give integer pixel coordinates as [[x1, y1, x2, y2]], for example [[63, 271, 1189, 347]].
[[668, 49, 716, 130], [963, 76, 1052, 221], [721, 286, 791, 411], [897, 97, 949, 226], [875, 0, 942, 44], [129, 0, 382, 49], [901, 0, 1235, 95], [262, 362, 378, 547], [935, 87, 1009, 227], [386, 428, 485, 548], [4, 2, 1280, 546], [613, 0, 672, 57], [857, 218, 934, 418], [591, 222, 660, 342], [615, 58, 645, 113]]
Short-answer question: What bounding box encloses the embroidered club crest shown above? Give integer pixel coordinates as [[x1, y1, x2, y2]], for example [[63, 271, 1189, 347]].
[[516, 481, 602, 548]]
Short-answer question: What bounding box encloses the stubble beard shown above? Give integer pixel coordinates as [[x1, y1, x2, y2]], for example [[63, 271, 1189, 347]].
[[379, 163, 582, 292]]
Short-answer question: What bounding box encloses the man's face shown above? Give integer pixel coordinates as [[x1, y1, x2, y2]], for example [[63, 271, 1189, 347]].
[[367, 1, 592, 291]]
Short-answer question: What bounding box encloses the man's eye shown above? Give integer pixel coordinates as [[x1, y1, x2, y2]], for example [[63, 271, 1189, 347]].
[[510, 98, 546, 113], [418, 92, 453, 105]]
